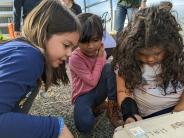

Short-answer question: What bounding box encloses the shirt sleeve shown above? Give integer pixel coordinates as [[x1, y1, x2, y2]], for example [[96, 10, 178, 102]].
[[0, 46, 43, 113], [14, 0, 23, 31], [0, 112, 60, 138], [69, 54, 105, 87]]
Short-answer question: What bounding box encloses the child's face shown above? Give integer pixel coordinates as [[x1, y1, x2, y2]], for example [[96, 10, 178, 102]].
[[135, 47, 165, 66], [79, 37, 103, 57], [45, 32, 79, 68]]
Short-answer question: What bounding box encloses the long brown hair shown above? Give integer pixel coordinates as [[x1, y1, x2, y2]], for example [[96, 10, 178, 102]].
[[112, 1, 184, 95], [22, 0, 81, 90]]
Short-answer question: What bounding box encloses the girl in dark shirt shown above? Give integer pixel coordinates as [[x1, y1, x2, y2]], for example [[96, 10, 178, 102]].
[[62, 0, 82, 15]]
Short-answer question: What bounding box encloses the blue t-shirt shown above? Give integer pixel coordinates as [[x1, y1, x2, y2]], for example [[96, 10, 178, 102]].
[[0, 40, 44, 113], [0, 40, 61, 138]]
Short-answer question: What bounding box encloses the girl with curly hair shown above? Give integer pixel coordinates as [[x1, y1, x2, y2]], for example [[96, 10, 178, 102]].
[[112, 1, 184, 124]]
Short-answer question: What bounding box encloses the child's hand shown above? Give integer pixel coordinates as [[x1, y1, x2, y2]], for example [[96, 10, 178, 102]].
[[125, 114, 142, 124], [98, 44, 104, 58]]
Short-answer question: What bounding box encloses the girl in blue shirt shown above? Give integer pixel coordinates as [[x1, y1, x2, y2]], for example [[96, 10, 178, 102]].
[[0, 0, 80, 138]]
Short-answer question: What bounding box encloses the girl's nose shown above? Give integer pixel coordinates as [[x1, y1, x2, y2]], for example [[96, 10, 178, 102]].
[[147, 56, 156, 63], [88, 43, 94, 49], [66, 48, 72, 57]]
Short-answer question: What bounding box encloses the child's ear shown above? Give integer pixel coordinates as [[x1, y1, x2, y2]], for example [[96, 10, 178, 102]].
[[159, 1, 172, 11]]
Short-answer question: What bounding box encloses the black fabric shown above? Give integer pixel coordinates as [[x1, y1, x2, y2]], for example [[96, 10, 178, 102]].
[[143, 106, 174, 119], [71, 3, 82, 15], [105, 48, 114, 59], [121, 97, 139, 121], [19, 86, 40, 113]]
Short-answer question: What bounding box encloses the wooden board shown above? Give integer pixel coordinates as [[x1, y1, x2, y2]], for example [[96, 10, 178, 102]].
[[113, 111, 184, 138]]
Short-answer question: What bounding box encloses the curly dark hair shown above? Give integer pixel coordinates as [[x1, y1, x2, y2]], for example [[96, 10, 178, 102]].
[[112, 1, 184, 94]]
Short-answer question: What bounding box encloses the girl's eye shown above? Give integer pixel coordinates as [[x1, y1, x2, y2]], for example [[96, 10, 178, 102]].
[[63, 44, 70, 48], [91, 37, 100, 42]]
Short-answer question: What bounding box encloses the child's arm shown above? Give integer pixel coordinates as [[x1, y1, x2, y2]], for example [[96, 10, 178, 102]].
[[0, 112, 62, 138], [116, 75, 142, 123], [116, 74, 131, 107], [173, 92, 184, 112], [69, 54, 105, 87]]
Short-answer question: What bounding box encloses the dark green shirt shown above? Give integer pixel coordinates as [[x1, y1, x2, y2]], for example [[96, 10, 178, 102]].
[[118, 0, 142, 7]]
